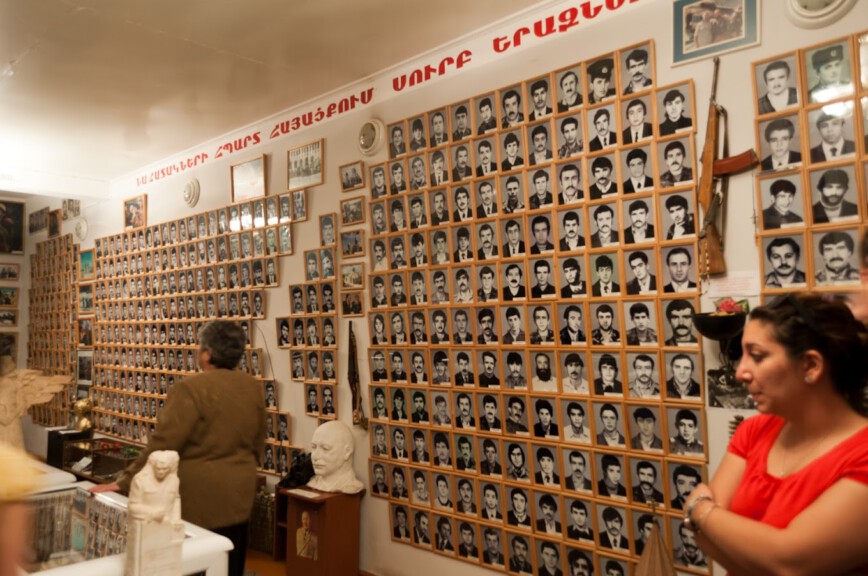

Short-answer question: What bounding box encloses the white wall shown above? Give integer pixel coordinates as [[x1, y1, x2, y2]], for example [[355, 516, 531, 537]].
[[21, 3, 868, 574]]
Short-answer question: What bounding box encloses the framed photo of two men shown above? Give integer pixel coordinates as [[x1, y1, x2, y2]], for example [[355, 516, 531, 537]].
[[672, 0, 760, 66]]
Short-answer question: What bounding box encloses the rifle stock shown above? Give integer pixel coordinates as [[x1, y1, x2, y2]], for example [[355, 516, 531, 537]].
[[699, 218, 726, 276], [697, 59, 723, 277], [696, 58, 757, 278]]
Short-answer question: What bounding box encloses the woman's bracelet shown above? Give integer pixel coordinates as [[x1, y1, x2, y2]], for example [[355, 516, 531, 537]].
[[693, 501, 718, 533], [685, 494, 714, 520], [684, 494, 716, 532]]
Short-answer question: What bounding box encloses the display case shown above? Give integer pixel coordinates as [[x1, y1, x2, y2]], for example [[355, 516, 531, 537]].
[[24, 482, 232, 575], [61, 438, 142, 484], [27, 458, 77, 489]]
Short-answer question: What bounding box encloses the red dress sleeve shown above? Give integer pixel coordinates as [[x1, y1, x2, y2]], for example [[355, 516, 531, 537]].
[[728, 413, 782, 460]]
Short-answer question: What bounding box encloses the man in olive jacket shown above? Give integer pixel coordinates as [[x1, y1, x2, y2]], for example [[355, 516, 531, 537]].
[[92, 321, 265, 576]]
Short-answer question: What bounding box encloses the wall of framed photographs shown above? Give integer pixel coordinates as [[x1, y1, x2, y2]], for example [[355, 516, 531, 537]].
[[15, 3, 867, 575], [27, 233, 76, 426], [363, 38, 717, 574], [86, 192, 300, 476], [752, 32, 868, 299]]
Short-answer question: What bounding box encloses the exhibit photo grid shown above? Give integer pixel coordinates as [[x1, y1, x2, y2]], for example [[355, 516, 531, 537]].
[[27, 233, 77, 426], [363, 39, 716, 574], [289, 210, 340, 424], [85, 185, 304, 473], [751, 31, 868, 301]]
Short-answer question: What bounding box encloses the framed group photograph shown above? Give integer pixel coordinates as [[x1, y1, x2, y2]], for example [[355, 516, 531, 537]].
[[77, 284, 93, 314], [62, 199, 81, 220], [29, 206, 49, 235], [340, 230, 365, 259], [0, 263, 19, 281], [123, 195, 147, 230], [672, 0, 760, 65], [230, 155, 267, 203], [0, 309, 17, 327], [340, 161, 366, 192], [287, 139, 324, 192], [341, 291, 364, 317], [0, 287, 18, 308], [340, 196, 366, 226]]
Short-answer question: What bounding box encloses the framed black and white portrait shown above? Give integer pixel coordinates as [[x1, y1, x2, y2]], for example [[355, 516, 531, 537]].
[[554, 64, 583, 112], [666, 407, 705, 458], [754, 54, 801, 116], [761, 234, 808, 289], [621, 42, 654, 94], [811, 227, 861, 285], [758, 172, 805, 230], [804, 39, 854, 104], [807, 164, 859, 225]]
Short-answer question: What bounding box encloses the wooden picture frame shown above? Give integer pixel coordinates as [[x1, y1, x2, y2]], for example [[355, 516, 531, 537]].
[[339, 230, 365, 259], [0, 287, 18, 308], [231, 154, 267, 203], [340, 196, 366, 226], [62, 199, 81, 220], [287, 139, 324, 192], [0, 332, 17, 357], [276, 316, 292, 349], [0, 201, 24, 254], [340, 292, 364, 317], [319, 213, 337, 247], [76, 317, 93, 345], [29, 206, 49, 234], [78, 249, 95, 281], [77, 284, 93, 314], [0, 263, 20, 281], [292, 189, 308, 222], [76, 350, 93, 386], [48, 209, 62, 238], [340, 160, 366, 192], [0, 310, 17, 328], [340, 263, 365, 290], [123, 195, 147, 230], [278, 192, 292, 223]]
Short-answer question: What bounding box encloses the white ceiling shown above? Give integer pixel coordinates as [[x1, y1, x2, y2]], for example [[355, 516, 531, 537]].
[[0, 0, 553, 196]]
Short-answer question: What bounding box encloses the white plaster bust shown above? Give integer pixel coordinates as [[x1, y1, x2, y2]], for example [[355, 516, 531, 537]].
[[128, 450, 182, 523], [306, 421, 363, 494]]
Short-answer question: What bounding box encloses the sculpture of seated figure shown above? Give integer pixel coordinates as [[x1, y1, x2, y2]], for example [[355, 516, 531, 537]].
[[306, 421, 364, 494], [126, 450, 184, 576], [128, 450, 182, 523]]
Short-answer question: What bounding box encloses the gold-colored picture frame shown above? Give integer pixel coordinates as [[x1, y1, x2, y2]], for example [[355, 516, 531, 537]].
[[287, 139, 324, 192], [0, 263, 20, 281], [340, 160, 366, 192], [123, 195, 147, 230], [231, 154, 267, 203]]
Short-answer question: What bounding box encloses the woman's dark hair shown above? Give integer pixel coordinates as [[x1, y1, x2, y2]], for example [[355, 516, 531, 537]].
[[198, 320, 246, 369], [750, 294, 868, 414]]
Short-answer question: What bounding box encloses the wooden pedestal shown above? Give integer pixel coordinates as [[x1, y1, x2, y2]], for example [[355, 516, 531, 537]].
[[275, 486, 364, 576]]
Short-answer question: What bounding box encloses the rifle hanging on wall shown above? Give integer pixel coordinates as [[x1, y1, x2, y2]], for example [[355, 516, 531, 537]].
[[347, 321, 368, 430], [697, 57, 758, 279]]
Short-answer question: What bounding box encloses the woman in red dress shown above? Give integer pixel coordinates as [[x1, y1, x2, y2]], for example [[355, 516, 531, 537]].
[[684, 294, 868, 575]]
